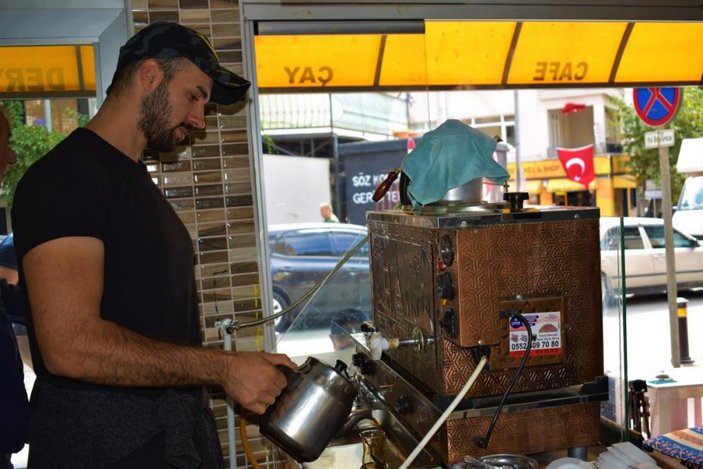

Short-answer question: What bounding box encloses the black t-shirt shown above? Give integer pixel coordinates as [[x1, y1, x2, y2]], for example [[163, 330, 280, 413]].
[[11, 128, 200, 389]]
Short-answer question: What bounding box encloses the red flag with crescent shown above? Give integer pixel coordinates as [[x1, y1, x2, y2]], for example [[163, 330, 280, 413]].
[[557, 144, 595, 188]]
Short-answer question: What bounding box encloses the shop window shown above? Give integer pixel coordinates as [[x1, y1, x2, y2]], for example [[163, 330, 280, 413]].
[[462, 114, 515, 145], [566, 190, 595, 207], [23, 98, 93, 134], [604, 106, 623, 153]]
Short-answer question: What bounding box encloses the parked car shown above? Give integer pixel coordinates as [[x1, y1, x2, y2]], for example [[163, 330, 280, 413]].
[[600, 217, 703, 296], [672, 138, 703, 240], [268, 223, 371, 332], [673, 174, 703, 241]]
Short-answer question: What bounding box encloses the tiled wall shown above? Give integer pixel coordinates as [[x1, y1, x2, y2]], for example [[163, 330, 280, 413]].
[[131, 1, 276, 466]]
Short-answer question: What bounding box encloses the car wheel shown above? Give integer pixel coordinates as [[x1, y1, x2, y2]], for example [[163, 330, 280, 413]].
[[273, 291, 292, 332]]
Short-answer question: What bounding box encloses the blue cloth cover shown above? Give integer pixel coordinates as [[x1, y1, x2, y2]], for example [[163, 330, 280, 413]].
[[401, 119, 509, 207], [643, 426, 703, 468]]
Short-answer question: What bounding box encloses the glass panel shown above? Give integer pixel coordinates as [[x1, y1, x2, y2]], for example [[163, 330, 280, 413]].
[[211, 9, 237, 23], [251, 19, 694, 455], [677, 176, 703, 210], [148, 0, 177, 8], [179, 8, 210, 23], [331, 231, 369, 256], [149, 10, 179, 22], [179, 0, 208, 9], [623, 226, 644, 250], [195, 184, 224, 197], [600, 217, 627, 444], [268, 221, 370, 361], [642, 224, 696, 248], [279, 232, 333, 256]]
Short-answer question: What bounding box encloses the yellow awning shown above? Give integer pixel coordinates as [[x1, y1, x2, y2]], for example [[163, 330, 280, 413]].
[[523, 180, 543, 194], [255, 20, 703, 91], [0, 45, 95, 98], [507, 22, 627, 85], [507, 179, 541, 193], [546, 177, 596, 193], [613, 175, 637, 189]]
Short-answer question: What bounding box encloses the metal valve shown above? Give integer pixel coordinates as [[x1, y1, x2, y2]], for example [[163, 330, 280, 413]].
[[389, 327, 434, 352]]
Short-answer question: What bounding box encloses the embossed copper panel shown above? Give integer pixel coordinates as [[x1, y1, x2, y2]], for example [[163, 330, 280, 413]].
[[355, 345, 601, 467], [368, 209, 603, 397], [445, 402, 601, 463]]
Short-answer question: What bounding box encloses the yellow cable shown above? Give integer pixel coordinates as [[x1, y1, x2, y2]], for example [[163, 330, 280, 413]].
[[239, 413, 262, 469]]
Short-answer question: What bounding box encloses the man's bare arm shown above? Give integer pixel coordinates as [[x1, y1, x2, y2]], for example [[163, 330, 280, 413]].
[[22, 236, 295, 414]]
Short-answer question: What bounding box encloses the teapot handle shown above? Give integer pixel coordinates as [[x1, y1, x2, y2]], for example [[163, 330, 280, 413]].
[[276, 364, 299, 389], [334, 360, 348, 375]]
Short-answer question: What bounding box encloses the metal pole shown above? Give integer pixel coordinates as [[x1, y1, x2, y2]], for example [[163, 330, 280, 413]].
[[513, 90, 523, 192], [333, 134, 342, 221], [217, 319, 238, 469], [224, 331, 237, 469], [658, 143, 680, 367], [43, 100, 52, 132], [677, 297, 693, 364]]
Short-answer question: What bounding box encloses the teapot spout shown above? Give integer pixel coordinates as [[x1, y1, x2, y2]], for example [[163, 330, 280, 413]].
[[336, 408, 374, 437]]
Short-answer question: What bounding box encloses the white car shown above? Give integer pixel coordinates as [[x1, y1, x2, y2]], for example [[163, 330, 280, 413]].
[[673, 175, 703, 240], [600, 217, 703, 296]]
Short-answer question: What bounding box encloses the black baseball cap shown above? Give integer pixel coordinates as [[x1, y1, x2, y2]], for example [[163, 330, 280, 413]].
[[111, 21, 251, 105]]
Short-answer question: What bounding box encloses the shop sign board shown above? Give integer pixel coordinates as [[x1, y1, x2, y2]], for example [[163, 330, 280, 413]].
[[644, 129, 675, 149], [633, 87, 682, 127], [0, 45, 95, 97], [256, 22, 703, 91]]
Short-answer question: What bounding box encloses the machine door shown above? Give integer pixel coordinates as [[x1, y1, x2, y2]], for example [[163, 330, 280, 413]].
[[643, 224, 703, 287], [601, 224, 656, 292]]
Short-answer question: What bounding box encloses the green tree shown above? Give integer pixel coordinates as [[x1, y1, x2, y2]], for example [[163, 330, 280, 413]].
[[1, 101, 68, 206], [612, 87, 703, 215]]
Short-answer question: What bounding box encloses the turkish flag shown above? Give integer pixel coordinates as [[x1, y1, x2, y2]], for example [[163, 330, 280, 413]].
[[557, 144, 595, 188]]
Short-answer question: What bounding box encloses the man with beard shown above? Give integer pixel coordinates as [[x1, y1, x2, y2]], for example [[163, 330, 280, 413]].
[[11, 22, 296, 468]]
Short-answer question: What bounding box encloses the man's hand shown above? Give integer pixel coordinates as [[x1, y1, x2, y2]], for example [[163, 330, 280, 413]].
[[223, 351, 297, 415]]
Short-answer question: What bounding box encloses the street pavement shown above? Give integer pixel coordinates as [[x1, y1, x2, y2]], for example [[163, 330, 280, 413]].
[[624, 290, 703, 379]]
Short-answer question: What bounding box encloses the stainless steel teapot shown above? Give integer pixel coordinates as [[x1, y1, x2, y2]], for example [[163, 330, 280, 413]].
[[259, 356, 358, 462]]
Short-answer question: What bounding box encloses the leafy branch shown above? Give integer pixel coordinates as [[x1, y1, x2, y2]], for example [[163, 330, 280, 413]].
[[610, 88, 703, 215], [1, 101, 69, 206]]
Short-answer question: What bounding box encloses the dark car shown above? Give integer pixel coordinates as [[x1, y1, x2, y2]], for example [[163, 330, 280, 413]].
[[268, 223, 371, 332]]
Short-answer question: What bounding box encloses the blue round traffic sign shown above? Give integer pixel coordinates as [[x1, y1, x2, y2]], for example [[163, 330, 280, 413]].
[[633, 87, 682, 127]]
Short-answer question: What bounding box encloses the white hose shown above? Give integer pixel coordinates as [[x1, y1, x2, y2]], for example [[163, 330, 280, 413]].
[[399, 355, 488, 469]]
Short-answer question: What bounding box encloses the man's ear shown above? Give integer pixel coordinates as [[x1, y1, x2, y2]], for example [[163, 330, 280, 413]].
[[138, 58, 164, 92]]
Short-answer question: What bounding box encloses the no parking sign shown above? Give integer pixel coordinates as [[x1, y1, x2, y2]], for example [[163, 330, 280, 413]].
[[633, 87, 682, 127]]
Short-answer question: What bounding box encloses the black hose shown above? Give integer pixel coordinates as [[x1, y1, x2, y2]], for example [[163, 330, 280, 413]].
[[239, 233, 369, 329], [473, 311, 533, 449]]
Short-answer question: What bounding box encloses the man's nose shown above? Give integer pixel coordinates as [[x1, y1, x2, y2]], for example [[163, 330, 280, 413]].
[[7, 149, 16, 165], [187, 105, 206, 130]]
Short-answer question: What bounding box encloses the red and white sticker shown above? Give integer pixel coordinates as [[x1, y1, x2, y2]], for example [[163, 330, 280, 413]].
[[508, 312, 562, 357]]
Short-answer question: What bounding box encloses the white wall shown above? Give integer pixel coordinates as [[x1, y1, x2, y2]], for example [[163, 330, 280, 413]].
[[410, 90, 515, 129], [407, 88, 618, 163], [535, 88, 618, 155], [263, 154, 332, 225]]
